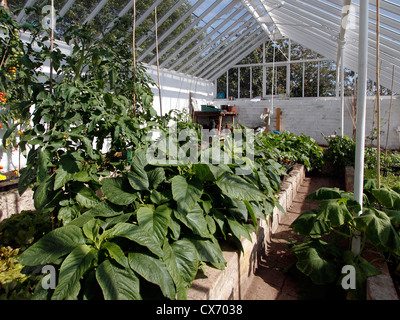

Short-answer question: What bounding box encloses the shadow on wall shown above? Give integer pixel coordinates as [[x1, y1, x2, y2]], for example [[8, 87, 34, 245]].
[[145, 65, 214, 116]]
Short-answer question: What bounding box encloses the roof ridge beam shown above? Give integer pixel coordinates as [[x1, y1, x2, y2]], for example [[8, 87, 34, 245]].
[[241, 0, 283, 40]]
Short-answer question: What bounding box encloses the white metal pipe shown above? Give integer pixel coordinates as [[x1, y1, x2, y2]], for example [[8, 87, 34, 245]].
[[340, 42, 345, 137], [352, 0, 369, 256]]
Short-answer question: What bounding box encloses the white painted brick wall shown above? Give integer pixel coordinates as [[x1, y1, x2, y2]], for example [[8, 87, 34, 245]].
[[214, 96, 400, 150]]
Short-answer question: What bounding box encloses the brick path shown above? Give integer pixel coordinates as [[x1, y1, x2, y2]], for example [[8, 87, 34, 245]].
[[243, 174, 344, 300]]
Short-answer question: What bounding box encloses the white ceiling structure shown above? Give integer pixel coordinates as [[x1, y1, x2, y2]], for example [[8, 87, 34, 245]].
[[13, 0, 400, 93]]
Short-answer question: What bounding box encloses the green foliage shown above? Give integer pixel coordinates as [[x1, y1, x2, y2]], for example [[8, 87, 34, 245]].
[[0, 210, 51, 250], [18, 145, 283, 300], [324, 134, 400, 187], [255, 131, 324, 172], [0, 245, 40, 300], [0, 7, 45, 150], [1, 6, 325, 301], [323, 135, 356, 170], [290, 180, 400, 299]]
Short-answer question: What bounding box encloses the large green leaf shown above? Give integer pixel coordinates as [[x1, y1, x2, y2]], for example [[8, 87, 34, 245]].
[[18, 164, 37, 196], [101, 242, 129, 268], [170, 239, 200, 285], [69, 203, 123, 227], [128, 166, 149, 191], [96, 260, 141, 300], [216, 172, 265, 201], [224, 198, 248, 221], [385, 209, 400, 227], [128, 150, 149, 191], [318, 199, 353, 227], [146, 167, 165, 189], [163, 239, 200, 300], [171, 176, 203, 213], [226, 217, 252, 252], [102, 223, 162, 257], [290, 210, 331, 238], [18, 225, 86, 266], [371, 188, 400, 209], [34, 174, 55, 210], [128, 252, 176, 300], [101, 177, 137, 206], [174, 204, 211, 239], [137, 205, 171, 245], [306, 188, 344, 201], [355, 208, 400, 254], [76, 186, 100, 209], [293, 240, 338, 285], [188, 237, 226, 270], [244, 200, 258, 231], [52, 244, 97, 300]]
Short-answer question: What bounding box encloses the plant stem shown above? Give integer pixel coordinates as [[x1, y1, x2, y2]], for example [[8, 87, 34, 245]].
[[331, 228, 352, 239]]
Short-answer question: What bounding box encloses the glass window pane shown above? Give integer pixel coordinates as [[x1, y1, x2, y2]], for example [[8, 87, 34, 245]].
[[240, 67, 251, 99]]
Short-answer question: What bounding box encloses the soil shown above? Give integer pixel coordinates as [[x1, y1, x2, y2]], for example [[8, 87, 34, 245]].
[[243, 172, 345, 300]]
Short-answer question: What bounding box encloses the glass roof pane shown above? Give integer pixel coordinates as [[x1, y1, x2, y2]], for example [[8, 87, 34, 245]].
[[87, 0, 131, 33]]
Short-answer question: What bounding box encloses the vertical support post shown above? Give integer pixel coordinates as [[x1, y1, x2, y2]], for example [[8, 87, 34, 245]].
[[238, 67, 241, 99], [302, 62, 305, 98], [226, 70, 229, 99], [286, 39, 291, 97], [250, 67, 253, 99], [155, 6, 162, 116], [317, 61, 320, 98], [352, 0, 369, 256], [262, 42, 266, 98], [133, 0, 137, 117], [50, 0, 54, 94], [376, 0, 381, 188], [276, 108, 282, 132], [340, 41, 346, 137]]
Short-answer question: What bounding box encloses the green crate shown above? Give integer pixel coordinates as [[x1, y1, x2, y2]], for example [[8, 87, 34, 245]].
[[201, 105, 224, 112]]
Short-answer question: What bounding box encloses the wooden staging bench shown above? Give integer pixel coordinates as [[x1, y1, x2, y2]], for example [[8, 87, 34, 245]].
[[193, 111, 239, 131]]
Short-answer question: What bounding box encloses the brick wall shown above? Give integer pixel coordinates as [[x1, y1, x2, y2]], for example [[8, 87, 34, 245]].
[[214, 96, 400, 150]]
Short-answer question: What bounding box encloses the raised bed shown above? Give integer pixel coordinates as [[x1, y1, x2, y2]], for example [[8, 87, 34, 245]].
[[0, 172, 34, 222], [187, 164, 306, 300]]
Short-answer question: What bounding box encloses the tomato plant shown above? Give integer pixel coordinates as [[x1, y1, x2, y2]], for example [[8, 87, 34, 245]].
[[0, 7, 46, 151]]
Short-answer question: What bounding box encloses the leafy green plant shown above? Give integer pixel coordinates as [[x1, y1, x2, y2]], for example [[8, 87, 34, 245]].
[[0, 210, 51, 250], [18, 146, 283, 300], [255, 131, 324, 172], [290, 180, 400, 299], [323, 135, 356, 170], [0, 245, 40, 300], [16, 21, 157, 227], [0, 7, 45, 151], [2, 7, 322, 301]]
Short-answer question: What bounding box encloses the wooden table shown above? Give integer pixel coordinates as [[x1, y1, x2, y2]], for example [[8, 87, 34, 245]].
[[193, 111, 239, 131]]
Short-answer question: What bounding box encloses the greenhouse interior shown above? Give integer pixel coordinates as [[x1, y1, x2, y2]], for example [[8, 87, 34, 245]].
[[0, 0, 400, 302]]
